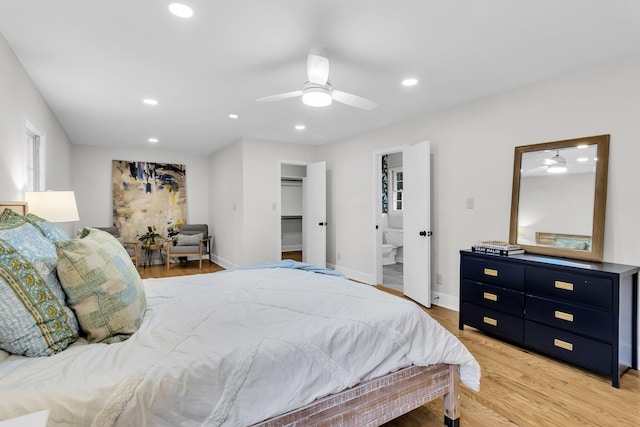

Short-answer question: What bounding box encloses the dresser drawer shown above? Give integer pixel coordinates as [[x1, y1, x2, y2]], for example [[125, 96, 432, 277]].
[[525, 295, 612, 342], [461, 256, 524, 291], [524, 321, 611, 375], [462, 280, 524, 316], [526, 267, 612, 309], [462, 303, 523, 344]]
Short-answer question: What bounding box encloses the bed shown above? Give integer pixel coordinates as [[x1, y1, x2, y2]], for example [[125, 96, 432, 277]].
[[0, 202, 480, 426]]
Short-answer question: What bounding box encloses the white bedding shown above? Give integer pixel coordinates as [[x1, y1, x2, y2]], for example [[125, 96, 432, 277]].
[[0, 267, 480, 426]]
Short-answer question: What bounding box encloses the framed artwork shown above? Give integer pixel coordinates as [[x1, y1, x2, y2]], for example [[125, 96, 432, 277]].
[[112, 160, 186, 243]]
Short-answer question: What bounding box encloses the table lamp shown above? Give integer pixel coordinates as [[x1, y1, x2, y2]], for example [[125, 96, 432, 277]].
[[24, 191, 79, 222]]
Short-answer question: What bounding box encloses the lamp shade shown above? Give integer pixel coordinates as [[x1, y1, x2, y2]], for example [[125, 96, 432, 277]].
[[25, 191, 79, 222]]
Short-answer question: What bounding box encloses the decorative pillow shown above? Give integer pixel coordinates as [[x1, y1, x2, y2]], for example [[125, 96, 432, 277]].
[[25, 213, 70, 242], [0, 209, 79, 356], [55, 227, 147, 344], [177, 232, 203, 246]]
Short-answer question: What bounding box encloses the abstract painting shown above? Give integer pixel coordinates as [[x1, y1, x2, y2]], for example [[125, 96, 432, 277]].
[[112, 160, 186, 243]]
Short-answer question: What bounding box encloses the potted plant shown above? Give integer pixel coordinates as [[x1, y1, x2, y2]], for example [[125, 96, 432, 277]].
[[138, 225, 162, 246]]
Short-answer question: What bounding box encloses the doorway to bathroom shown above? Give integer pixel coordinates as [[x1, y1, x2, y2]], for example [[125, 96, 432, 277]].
[[373, 142, 431, 307], [376, 149, 404, 292]]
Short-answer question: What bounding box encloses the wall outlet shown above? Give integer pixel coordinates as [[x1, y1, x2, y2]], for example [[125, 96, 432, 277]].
[[436, 273, 443, 285], [465, 197, 474, 209]]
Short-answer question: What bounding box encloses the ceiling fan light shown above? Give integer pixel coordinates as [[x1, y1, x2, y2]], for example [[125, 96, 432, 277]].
[[302, 87, 332, 107], [169, 3, 194, 18], [546, 150, 567, 173]]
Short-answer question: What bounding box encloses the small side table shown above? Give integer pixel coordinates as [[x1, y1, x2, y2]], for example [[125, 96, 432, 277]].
[[142, 243, 165, 269]]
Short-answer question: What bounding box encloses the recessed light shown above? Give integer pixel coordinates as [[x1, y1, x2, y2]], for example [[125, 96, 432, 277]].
[[577, 144, 588, 149], [295, 124, 306, 131], [577, 157, 589, 162], [229, 114, 239, 119], [169, 3, 194, 18], [402, 78, 418, 87], [148, 138, 159, 144], [143, 98, 158, 106]]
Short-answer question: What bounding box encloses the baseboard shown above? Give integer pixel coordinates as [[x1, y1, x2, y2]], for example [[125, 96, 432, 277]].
[[211, 254, 237, 270], [327, 262, 375, 285], [430, 291, 459, 312]]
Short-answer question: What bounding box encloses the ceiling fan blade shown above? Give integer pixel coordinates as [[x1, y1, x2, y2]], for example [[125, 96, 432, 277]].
[[256, 90, 303, 103], [307, 53, 329, 85], [332, 90, 378, 110]]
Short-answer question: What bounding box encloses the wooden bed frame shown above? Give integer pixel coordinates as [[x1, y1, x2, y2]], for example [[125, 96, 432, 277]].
[[252, 364, 461, 427], [0, 201, 462, 427]]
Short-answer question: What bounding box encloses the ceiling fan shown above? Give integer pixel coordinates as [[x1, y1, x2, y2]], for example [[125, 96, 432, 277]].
[[256, 49, 378, 110]]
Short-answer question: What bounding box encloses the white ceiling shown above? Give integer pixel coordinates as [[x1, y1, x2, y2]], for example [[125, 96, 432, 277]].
[[1, 1, 640, 155]]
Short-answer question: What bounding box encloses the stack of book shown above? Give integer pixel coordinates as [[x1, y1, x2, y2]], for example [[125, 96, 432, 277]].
[[471, 240, 524, 256]]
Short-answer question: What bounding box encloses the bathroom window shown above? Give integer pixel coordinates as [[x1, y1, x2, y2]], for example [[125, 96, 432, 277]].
[[390, 168, 403, 211]]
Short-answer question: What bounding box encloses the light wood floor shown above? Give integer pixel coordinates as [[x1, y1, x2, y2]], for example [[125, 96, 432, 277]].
[[137, 263, 640, 426], [378, 286, 640, 427]]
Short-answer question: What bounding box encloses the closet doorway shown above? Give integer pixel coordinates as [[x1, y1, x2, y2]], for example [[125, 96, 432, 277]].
[[281, 165, 304, 261], [279, 161, 327, 267]]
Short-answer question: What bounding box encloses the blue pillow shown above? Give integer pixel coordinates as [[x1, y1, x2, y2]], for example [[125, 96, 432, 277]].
[[0, 209, 79, 356], [26, 212, 70, 242]]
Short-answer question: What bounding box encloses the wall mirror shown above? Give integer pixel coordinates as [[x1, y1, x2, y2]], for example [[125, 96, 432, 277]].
[[509, 134, 609, 262]]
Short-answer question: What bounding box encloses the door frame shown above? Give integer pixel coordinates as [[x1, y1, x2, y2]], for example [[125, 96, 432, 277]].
[[372, 145, 408, 285]]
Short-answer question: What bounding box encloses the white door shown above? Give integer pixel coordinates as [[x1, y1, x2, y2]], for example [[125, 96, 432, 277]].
[[403, 141, 431, 307], [302, 161, 327, 267]]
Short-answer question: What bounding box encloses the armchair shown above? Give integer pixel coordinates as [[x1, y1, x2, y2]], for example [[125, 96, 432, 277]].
[[166, 224, 212, 270], [94, 226, 140, 267]]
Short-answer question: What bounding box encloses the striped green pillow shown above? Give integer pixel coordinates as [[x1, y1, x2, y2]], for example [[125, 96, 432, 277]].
[[55, 227, 146, 344]]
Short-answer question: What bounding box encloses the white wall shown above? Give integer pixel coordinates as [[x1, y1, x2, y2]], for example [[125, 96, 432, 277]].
[[0, 33, 74, 233], [209, 138, 316, 267], [318, 55, 640, 307], [241, 138, 316, 265], [208, 139, 244, 268], [71, 145, 210, 237]]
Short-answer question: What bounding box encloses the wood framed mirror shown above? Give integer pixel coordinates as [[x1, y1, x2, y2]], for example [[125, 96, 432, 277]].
[[509, 134, 609, 262]]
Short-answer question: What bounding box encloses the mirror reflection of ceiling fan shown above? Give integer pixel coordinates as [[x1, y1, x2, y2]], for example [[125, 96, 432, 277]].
[[542, 150, 567, 174], [525, 150, 568, 175], [256, 48, 378, 110]]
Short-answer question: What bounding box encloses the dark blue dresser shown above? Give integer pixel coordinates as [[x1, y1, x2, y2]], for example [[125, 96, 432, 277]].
[[459, 250, 638, 387]]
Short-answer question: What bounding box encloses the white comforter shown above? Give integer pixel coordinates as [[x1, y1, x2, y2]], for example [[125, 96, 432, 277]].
[[0, 267, 480, 426]]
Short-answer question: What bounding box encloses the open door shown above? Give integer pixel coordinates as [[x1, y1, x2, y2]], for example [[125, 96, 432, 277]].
[[403, 141, 431, 307], [302, 161, 327, 267]]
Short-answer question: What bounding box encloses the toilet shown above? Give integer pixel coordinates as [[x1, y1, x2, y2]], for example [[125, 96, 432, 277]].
[[382, 229, 403, 265]]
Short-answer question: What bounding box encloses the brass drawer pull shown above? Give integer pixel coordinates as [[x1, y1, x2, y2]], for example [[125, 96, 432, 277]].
[[483, 292, 498, 302], [554, 310, 574, 322], [483, 268, 498, 277], [554, 280, 574, 291], [483, 316, 498, 326], [553, 339, 573, 351]]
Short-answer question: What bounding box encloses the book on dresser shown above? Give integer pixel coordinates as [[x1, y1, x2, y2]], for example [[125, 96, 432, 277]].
[[471, 246, 525, 256], [471, 240, 524, 256]]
